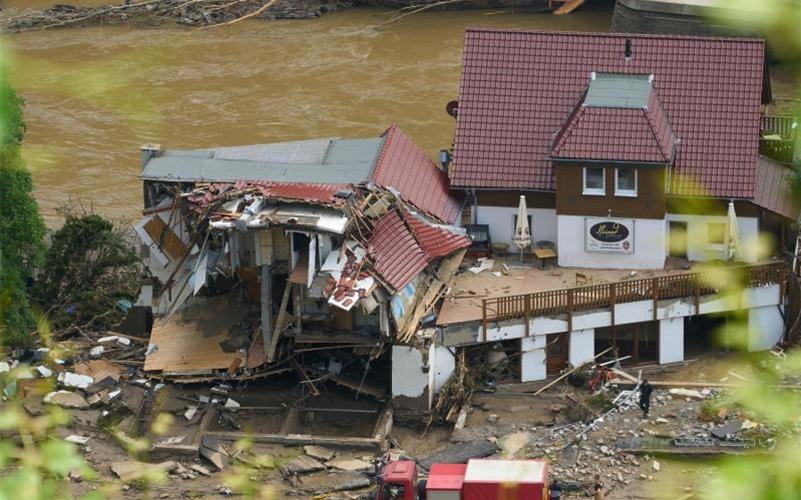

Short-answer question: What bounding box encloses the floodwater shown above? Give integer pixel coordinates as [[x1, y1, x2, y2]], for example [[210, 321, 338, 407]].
[[3, 6, 613, 225]]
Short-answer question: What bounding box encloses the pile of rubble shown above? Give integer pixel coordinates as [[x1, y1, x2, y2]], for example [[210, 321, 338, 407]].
[[2, 0, 347, 33]]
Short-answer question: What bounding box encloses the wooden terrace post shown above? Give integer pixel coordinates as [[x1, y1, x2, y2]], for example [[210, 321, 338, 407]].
[[610, 282, 616, 327], [482, 298, 487, 343], [566, 289, 574, 332], [524, 295, 531, 337], [652, 277, 658, 321]]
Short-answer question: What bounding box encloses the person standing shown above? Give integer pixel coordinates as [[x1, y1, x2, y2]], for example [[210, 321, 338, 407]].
[[638, 379, 653, 417], [549, 481, 562, 500], [593, 478, 605, 500]]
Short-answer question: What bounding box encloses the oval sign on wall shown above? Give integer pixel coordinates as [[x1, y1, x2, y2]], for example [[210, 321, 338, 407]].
[[589, 222, 629, 243]]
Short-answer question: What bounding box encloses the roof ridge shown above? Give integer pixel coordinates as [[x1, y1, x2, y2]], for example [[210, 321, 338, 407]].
[[642, 91, 676, 163], [464, 27, 766, 45], [370, 122, 398, 182]]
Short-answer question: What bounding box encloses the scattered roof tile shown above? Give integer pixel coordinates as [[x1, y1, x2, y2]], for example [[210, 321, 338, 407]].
[[236, 181, 350, 205], [404, 209, 472, 258], [367, 210, 430, 290], [453, 30, 766, 198], [372, 124, 463, 224]]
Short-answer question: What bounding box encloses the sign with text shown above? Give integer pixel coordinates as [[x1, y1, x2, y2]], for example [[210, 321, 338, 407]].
[[585, 218, 634, 254]]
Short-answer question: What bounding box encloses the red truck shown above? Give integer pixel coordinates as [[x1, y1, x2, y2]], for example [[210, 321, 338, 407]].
[[375, 458, 549, 500]]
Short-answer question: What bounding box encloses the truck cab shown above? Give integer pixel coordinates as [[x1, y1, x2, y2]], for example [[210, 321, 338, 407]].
[[375, 460, 418, 500]]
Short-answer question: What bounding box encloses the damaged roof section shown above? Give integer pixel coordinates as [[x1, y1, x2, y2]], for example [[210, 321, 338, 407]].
[[141, 137, 384, 185], [137, 127, 468, 389], [141, 124, 462, 224]]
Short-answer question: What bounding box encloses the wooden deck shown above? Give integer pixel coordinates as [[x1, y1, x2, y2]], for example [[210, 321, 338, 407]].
[[437, 262, 787, 333], [480, 262, 786, 337]]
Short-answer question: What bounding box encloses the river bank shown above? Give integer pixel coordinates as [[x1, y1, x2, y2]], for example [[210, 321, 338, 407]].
[[0, 0, 559, 32]]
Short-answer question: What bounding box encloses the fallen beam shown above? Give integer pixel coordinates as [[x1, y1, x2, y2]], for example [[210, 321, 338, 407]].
[[608, 379, 801, 390], [202, 431, 384, 451]]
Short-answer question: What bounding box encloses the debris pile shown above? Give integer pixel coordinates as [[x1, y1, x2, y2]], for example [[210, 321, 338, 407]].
[[445, 358, 800, 498], [136, 127, 468, 394], [2, 0, 344, 33]]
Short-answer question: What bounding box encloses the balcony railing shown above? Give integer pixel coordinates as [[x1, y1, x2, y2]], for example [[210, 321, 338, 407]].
[[760, 115, 797, 164], [481, 261, 788, 338], [761, 115, 797, 138]]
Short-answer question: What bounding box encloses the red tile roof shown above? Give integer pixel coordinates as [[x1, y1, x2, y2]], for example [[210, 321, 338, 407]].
[[551, 88, 676, 163], [404, 209, 472, 258], [367, 208, 471, 290], [753, 156, 800, 220], [368, 210, 430, 290], [372, 124, 463, 224], [240, 181, 350, 205], [453, 30, 766, 198]]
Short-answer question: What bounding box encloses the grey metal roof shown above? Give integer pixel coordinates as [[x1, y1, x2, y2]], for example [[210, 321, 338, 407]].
[[584, 73, 652, 109], [141, 137, 386, 184]]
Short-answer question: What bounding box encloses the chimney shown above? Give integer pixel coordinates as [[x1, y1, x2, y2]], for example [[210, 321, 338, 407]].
[[139, 144, 162, 170], [624, 38, 633, 60]]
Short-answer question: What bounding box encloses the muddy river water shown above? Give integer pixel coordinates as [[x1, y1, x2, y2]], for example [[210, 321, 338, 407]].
[[4, 5, 613, 224]]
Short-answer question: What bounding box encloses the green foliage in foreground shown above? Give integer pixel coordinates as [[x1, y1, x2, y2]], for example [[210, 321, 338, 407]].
[[0, 66, 46, 348]]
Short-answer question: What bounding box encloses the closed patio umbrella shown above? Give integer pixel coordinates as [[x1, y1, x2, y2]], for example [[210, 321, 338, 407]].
[[513, 195, 531, 263], [724, 200, 744, 262]]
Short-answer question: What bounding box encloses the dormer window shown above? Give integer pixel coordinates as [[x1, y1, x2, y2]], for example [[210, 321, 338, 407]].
[[582, 167, 605, 196], [614, 168, 638, 197]]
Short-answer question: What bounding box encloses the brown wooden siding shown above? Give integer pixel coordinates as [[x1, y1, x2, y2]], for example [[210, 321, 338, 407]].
[[476, 190, 556, 208], [555, 164, 666, 219]]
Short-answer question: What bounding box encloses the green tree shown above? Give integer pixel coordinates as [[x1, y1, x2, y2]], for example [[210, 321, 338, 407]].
[[33, 210, 139, 331], [0, 65, 46, 347]]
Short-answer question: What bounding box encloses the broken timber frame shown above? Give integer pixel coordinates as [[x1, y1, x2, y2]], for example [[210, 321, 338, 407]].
[[267, 283, 292, 363]]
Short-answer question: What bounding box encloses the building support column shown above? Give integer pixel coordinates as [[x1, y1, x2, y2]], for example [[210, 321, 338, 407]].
[[520, 336, 546, 382], [260, 265, 272, 357], [659, 317, 684, 365], [747, 305, 785, 352], [569, 329, 594, 366], [428, 344, 456, 409]]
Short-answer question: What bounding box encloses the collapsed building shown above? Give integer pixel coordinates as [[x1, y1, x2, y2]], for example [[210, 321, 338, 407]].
[[135, 124, 469, 405]]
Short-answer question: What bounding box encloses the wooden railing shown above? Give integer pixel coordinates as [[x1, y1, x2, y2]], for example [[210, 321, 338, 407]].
[[761, 115, 797, 138], [481, 262, 787, 337], [760, 138, 795, 164]]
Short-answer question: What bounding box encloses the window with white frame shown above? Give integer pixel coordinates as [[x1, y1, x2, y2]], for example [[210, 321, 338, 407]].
[[582, 167, 606, 196], [614, 168, 638, 197]]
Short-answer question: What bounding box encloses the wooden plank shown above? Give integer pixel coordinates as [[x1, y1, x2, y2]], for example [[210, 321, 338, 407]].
[[144, 296, 246, 373], [291, 358, 320, 396], [143, 216, 187, 260], [203, 431, 383, 451], [267, 284, 292, 363], [554, 0, 584, 15]]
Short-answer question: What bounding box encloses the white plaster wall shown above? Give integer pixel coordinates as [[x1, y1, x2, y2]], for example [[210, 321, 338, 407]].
[[557, 215, 666, 269], [747, 305, 785, 352], [429, 345, 456, 395], [666, 214, 760, 263], [476, 206, 557, 248], [659, 317, 684, 364], [520, 336, 547, 382], [391, 346, 428, 398], [569, 329, 595, 366]]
